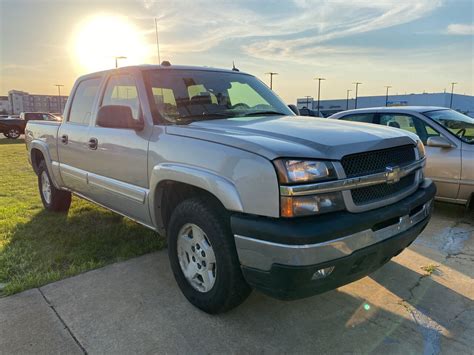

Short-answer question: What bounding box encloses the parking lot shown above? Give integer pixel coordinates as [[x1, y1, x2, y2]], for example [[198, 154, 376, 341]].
[[1, 201, 472, 354]]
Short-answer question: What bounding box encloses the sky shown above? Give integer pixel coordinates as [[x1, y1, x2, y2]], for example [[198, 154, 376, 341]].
[[0, 0, 473, 103]]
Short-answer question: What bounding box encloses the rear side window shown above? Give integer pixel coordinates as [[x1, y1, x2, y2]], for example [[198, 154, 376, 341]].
[[68, 78, 101, 125], [340, 113, 375, 123]]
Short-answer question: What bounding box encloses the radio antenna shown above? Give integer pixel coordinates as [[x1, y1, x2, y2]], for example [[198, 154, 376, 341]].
[[154, 17, 161, 64]]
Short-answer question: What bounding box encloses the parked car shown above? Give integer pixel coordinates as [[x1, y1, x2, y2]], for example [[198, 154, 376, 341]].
[[25, 65, 435, 313], [299, 107, 324, 117], [329, 107, 474, 206], [0, 112, 59, 139]]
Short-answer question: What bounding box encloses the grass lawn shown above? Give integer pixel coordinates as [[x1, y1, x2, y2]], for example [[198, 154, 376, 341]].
[[0, 138, 165, 296]]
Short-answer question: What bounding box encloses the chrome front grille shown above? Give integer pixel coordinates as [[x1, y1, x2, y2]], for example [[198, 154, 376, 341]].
[[341, 145, 418, 206]]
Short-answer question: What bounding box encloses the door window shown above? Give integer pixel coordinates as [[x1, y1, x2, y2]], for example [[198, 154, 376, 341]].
[[101, 75, 141, 120], [340, 113, 375, 123], [379, 114, 440, 144], [68, 78, 101, 125]]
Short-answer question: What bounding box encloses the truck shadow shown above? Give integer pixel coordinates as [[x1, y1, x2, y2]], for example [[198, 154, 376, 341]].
[[0, 205, 163, 295]]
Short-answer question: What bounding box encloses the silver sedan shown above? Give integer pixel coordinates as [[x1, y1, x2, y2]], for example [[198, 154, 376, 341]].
[[329, 106, 474, 206]]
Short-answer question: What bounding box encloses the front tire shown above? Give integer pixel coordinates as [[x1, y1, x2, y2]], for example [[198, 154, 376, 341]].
[[167, 197, 251, 314], [38, 161, 71, 212]]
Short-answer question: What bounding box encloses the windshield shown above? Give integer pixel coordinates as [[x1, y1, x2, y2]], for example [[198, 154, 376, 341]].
[[143, 69, 293, 124], [424, 109, 474, 144]]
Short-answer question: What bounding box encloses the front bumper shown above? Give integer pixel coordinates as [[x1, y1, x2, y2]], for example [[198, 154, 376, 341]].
[[231, 179, 436, 300]]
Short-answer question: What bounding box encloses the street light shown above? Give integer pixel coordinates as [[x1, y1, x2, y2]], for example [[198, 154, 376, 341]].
[[314, 77, 325, 112], [54, 84, 64, 114], [353, 82, 362, 109], [384, 85, 392, 107], [346, 89, 352, 110], [114, 56, 127, 68], [265, 72, 278, 90], [450, 82, 458, 108]]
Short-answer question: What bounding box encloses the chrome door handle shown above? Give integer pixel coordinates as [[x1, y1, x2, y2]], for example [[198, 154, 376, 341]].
[[61, 134, 68, 144], [88, 137, 98, 150]]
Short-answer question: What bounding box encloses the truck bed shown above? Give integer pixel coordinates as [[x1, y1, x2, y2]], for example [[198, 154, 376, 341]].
[[25, 121, 61, 162]]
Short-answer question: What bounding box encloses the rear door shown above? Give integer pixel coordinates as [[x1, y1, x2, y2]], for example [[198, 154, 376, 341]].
[[58, 77, 103, 194], [82, 72, 152, 225], [377, 113, 461, 200]]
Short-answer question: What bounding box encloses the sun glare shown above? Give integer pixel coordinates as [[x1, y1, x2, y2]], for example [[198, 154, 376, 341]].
[[72, 15, 149, 73]]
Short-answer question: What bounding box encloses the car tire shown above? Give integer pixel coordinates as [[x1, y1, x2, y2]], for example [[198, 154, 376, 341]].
[[7, 127, 21, 139], [167, 196, 251, 314], [38, 161, 71, 212], [3, 132, 9, 138]]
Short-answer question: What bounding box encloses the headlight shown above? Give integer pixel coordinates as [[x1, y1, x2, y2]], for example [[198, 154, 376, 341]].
[[274, 159, 337, 183], [281, 192, 344, 217], [416, 140, 425, 159]]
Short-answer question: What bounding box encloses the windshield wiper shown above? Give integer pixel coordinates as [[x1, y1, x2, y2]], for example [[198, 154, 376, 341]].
[[242, 111, 287, 117]]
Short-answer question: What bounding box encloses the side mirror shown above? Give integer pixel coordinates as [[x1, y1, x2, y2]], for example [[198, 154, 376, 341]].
[[426, 136, 453, 148], [96, 105, 144, 131], [288, 104, 300, 115]]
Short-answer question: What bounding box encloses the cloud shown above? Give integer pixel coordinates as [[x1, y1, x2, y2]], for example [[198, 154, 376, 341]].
[[446, 23, 474, 35], [139, 0, 443, 62]]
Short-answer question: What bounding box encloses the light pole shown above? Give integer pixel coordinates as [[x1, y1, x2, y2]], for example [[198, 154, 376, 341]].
[[353, 82, 362, 109], [114, 56, 127, 68], [450, 82, 458, 108], [265, 72, 278, 90], [54, 84, 64, 113], [314, 77, 325, 112], [346, 89, 352, 110], [385, 85, 392, 107], [304, 96, 313, 109]]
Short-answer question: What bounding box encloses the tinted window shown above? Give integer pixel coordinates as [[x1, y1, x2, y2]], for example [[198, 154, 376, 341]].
[[379, 114, 440, 144], [340, 113, 374, 123], [102, 75, 140, 120], [68, 78, 101, 125]]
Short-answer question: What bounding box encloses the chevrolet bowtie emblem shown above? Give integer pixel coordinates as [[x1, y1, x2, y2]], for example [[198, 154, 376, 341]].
[[385, 165, 401, 184]]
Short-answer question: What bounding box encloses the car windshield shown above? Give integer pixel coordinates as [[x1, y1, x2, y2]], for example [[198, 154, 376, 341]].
[[143, 69, 293, 124], [424, 109, 474, 144]]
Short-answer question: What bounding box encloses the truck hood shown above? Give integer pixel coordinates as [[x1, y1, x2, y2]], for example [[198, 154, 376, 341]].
[[166, 115, 418, 160]]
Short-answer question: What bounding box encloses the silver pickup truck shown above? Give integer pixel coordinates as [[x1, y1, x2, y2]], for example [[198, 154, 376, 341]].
[[25, 64, 436, 313]]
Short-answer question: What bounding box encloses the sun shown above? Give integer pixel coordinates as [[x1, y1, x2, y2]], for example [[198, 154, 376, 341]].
[[72, 14, 149, 73]]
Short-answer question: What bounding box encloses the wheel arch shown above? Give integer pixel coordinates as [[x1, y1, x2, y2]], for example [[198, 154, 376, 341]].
[[149, 163, 244, 234], [29, 140, 62, 188]]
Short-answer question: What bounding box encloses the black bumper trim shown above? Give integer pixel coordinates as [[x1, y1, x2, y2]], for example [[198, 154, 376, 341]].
[[242, 216, 429, 300], [231, 180, 436, 245]]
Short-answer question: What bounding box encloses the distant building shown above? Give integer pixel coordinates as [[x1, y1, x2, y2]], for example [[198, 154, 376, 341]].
[[8, 90, 68, 115], [297, 93, 474, 118], [0, 96, 10, 114]]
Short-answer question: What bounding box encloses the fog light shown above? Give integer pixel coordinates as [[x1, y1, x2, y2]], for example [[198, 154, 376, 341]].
[[311, 266, 335, 280]]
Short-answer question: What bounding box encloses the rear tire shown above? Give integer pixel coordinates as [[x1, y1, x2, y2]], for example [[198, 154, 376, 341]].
[[7, 127, 20, 139], [167, 197, 251, 314], [38, 161, 71, 212]]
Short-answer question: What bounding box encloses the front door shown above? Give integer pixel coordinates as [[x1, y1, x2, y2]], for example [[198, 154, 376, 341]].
[[82, 73, 152, 225]]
